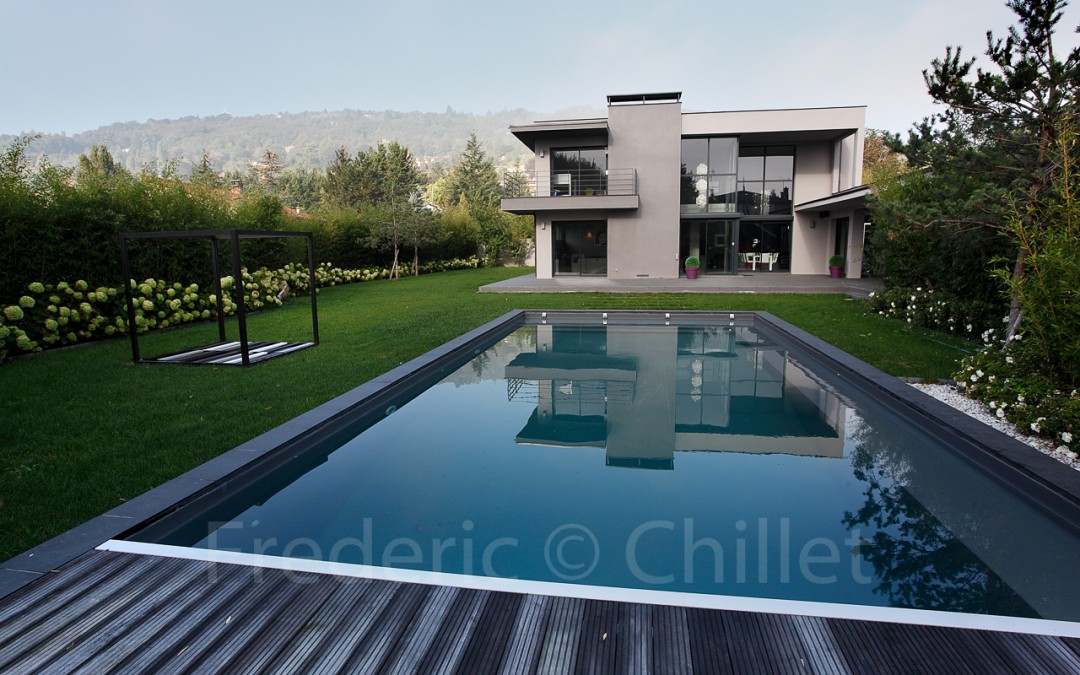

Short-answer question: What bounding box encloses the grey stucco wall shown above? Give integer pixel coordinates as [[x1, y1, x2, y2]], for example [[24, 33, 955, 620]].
[[607, 102, 682, 279]]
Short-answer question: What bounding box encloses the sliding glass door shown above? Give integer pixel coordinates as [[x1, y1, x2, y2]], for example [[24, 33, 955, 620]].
[[553, 221, 608, 276], [737, 221, 791, 272]]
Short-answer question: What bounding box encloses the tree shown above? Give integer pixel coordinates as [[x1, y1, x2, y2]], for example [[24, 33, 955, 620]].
[[76, 145, 123, 183], [322, 147, 363, 209], [862, 130, 907, 187], [402, 209, 440, 275], [867, 115, 1016, 306], [321, 142, 422, 212], [190, 151, 222, 188], [425, 161, 452, 207], [356, 141, 423, 208], [922, 0, 1079, 337], [252, 150, 285, 188], [0, 134, 39, 182], [446, 133, 500, 208], [278, 167, 324, 210], [993, 125, 1080, 384], [348, 142, 425, 279]]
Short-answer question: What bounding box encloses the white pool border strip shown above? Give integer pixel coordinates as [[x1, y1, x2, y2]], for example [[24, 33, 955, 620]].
[[99, 539, 1080, 638]]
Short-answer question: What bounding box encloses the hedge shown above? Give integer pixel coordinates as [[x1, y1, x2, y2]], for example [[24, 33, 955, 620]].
[[0, 257, 481, 361]]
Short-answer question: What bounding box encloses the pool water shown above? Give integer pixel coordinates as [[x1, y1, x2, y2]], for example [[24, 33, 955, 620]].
[[145, 321, 1080, 622]]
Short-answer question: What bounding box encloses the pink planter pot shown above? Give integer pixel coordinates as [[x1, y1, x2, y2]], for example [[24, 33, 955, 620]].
[[829, 266, 843, 279], [686, 268, 699, 279]]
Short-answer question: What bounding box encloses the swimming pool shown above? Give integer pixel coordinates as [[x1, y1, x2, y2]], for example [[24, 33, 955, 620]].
[[118, 311, 1080, 633]]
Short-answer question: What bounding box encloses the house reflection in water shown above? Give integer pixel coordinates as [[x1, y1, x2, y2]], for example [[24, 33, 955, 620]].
[[504, 324, 848, 469]]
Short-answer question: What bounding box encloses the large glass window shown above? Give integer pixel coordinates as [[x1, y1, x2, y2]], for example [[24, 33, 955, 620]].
[[737, 146, 794, 215], [551, 148, 607, 196], [681, 138, 737, 214]]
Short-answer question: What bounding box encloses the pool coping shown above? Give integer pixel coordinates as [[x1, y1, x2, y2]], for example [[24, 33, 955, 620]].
[[5, 309, 1080, 630]]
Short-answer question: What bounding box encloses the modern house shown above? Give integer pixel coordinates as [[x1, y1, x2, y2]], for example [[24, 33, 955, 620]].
[[501, 92, 868, 280]]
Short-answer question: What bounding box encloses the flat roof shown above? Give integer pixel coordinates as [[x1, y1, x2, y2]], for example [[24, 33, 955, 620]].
[[794, 185, 872, 212], [508, 103, 866, 148], [508, 119, 609, 151]]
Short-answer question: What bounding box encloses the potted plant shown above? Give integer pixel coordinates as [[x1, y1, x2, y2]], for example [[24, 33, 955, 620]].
[[828, 255, 845, 279], [684, 256, 701, 280]]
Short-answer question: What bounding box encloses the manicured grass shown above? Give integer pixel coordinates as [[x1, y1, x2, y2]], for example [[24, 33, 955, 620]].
[[0, 267, 973, 561]]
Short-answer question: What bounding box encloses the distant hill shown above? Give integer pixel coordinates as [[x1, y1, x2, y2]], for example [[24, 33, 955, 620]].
[[0, 106, 604, 175]]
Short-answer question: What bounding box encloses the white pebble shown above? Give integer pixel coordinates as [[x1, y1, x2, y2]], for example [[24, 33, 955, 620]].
[[910, 383, 1079, 472]]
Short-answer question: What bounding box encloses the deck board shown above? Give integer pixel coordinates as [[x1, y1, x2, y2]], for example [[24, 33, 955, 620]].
[[1, 550, 1079, 674]]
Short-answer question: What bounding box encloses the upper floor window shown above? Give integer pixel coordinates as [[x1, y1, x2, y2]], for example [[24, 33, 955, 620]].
[[737, 146, 794, 216], [551, 148, 607, 196], [681, 138, 737, 214]]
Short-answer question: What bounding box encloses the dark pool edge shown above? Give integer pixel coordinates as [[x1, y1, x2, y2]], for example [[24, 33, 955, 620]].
[[0, 309, 527, 600], [754, 311, 1080, 523]]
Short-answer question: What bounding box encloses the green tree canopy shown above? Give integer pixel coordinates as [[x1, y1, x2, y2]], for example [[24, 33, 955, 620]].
[[869, 0, 1078, 325], [76, 145, 124, 184], [445, 133, 500, 208], [321, 142, 422, 211], [356, 141, 423, 208], [922, 0, 1079, 335], [190, 151, 222, 188]]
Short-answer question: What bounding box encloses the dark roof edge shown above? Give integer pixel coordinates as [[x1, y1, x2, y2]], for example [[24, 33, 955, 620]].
[[607, 92, 682, 105]]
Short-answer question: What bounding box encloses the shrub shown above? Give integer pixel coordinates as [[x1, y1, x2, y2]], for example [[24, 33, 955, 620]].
[[866, 286, 1002, 338], [0, 257, 484, 361], [956, 345, 1079, 459]]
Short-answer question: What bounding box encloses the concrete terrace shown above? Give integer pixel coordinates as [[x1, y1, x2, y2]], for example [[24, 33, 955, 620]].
[[480, 273, 883, 298]]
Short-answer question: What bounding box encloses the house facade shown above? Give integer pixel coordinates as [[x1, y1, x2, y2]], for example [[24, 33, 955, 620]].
[[501, 93, 868, 280]]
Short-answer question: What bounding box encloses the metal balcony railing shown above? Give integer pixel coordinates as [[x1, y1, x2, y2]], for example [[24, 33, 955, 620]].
[[502, 169, 637, 198]]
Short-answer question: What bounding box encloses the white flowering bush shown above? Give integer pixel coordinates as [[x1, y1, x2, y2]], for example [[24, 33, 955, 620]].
[[956, 345, 1079, 458], [866, 286, 1001, 337], [0, 256, 484, 360]]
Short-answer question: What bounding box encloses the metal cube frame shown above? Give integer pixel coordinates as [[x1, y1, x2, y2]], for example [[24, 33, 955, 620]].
[[119, 229, 319, 367]]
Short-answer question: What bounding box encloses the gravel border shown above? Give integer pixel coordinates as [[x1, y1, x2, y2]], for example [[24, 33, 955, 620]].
[[910, 382, 1080, 472]]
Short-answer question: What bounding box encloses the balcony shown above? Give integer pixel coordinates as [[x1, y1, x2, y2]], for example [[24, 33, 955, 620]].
[[501, 169, 639, 214]]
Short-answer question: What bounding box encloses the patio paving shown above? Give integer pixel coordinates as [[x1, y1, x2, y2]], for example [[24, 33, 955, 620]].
[[480, 273, 883, 298]]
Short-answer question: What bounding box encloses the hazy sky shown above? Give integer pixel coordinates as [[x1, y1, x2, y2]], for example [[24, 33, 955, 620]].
[[3, 0, 1077, 136]]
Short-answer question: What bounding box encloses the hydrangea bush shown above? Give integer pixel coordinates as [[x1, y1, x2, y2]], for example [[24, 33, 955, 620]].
[[0, 256, 481, 360]]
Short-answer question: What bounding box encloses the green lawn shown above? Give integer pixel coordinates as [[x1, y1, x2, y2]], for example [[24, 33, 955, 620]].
[[0, 267, 973, 561]]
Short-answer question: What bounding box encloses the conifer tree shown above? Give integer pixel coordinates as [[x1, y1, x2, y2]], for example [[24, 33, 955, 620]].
[[446, 133, 500, 208], [921, 0, 1079, 337]]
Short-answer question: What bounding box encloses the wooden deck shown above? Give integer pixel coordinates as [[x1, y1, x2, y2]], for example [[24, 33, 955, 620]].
[[3, 550, 1080, 673]]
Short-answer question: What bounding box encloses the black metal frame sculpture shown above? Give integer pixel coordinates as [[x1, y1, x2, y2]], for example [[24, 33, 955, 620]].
[[119, 229, 319, 366]]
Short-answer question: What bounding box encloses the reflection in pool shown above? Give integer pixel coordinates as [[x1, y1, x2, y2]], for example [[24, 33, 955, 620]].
[[142, 322, 1080, 622]]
